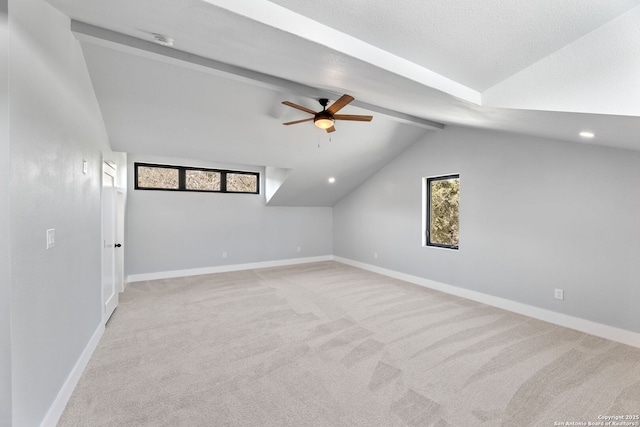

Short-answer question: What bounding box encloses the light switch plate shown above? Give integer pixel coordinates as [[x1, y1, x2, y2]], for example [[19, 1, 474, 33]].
[[46, 229, 55, 249], [83, 160, 88, 174]]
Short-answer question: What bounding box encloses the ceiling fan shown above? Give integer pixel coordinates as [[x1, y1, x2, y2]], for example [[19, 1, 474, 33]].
[[282, 94, 373, 133]]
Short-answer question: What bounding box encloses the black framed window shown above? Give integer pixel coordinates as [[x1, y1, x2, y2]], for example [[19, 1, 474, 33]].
[[135, 163, 259, 194], [425, 174, 459, 249]]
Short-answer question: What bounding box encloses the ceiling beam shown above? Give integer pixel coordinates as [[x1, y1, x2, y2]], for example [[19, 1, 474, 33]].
[[203, 0, 479, 104], [70, 20, 444, 131]]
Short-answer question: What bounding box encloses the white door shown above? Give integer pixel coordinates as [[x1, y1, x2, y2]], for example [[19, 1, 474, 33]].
[[102, 162, 118, 322], [115, 189, 125, 293]]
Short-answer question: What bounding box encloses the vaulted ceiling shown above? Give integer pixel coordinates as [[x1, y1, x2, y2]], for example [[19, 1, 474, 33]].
[[46, 0, 640, 206]]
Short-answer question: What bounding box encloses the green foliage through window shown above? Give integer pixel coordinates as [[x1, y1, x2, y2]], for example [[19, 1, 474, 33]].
[[426, 175, 459, 249], [135, 163, 259, 194]]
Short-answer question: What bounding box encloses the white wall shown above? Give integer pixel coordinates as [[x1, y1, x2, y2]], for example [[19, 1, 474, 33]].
[[334, 126, 640, 334], [126, 154, 332, 277], [8, 0, 117, 425], [0, 1, 11, 425]]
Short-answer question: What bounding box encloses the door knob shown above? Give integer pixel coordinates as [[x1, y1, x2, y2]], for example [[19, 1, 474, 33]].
[[115, 243, 122, 248]]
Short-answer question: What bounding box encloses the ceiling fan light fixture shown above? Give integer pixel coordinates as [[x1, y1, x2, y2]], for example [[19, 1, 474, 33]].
[[314, 114, 334, 129], [282, 94, 371, 133]]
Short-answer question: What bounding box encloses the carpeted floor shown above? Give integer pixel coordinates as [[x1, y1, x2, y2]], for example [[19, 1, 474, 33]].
[[58, 261, 640, 426]]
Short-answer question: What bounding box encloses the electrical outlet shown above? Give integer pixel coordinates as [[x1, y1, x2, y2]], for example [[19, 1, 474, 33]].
[[46, 229, 55, 249], [554, 288, 564, 300], [373, 252, 378, 259], [83, 160, 88, 174], [296, 246, 301, 253], [222, 251, 227, 259]]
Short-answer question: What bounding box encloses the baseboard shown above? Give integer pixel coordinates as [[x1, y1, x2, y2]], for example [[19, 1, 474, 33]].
[[128, 255, 640, 349], [40, 322, 105, 427], [127, 255, 333, 283], [333, 256, 640, 349]]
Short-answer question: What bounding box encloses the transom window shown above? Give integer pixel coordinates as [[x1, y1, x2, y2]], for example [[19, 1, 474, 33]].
[[135, 163, 259, 194], [424, 174, 459, 249]]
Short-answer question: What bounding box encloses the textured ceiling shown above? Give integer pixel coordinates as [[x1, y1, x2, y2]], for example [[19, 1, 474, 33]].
[[44, 0, 640, 206], [268, 0, 639, 90], [77, 39, 429, 206]]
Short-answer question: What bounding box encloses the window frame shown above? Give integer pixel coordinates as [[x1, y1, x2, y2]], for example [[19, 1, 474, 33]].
[[134, 162, 259, 194], [424, 174, 460, 250]]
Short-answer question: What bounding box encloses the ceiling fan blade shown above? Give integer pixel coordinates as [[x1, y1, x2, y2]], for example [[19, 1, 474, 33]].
[[283, 117, 314, 125], [327, 94, 354, 114], [333, 114, 373, 122], [282, 101, 317, 115], [326, 125, 336, 133]]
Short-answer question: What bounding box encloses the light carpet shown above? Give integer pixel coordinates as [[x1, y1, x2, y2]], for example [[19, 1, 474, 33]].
[[58, 261, 640, 426]]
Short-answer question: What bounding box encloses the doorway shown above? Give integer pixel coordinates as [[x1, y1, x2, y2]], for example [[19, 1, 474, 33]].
[[102, 162, 118, 322], [115, 189, 125, 293]]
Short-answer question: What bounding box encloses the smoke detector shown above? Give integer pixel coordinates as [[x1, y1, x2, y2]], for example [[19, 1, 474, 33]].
[[151, 33, 174, 47]]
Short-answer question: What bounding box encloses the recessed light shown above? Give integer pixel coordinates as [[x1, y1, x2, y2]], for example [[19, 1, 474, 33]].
[[579, 131, 595, 138], [152, 33, 174, 47], [328, 177, 336, 183]]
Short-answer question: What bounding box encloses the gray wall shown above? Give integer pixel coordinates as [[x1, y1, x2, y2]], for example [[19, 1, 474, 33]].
[[126, 154, 332, 276], [9, 0, 114, 424], [0, 1, 11, 425], [334, 126, 640, 333]]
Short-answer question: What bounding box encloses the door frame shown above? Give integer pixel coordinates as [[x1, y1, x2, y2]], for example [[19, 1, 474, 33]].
[[115, 188, 126, 293], [102, 161, 118, 323]]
